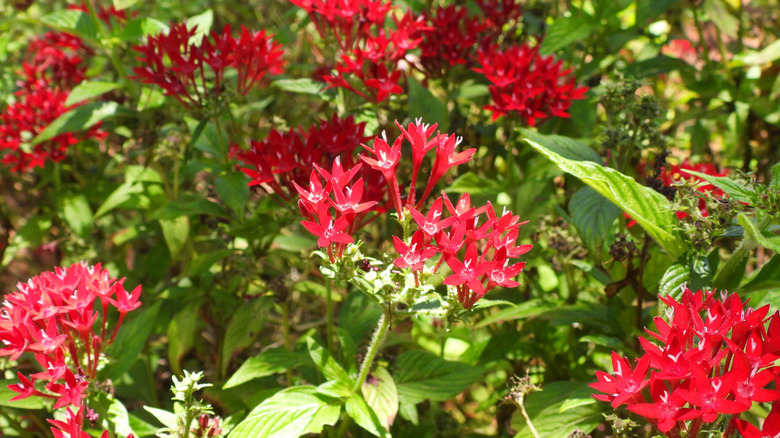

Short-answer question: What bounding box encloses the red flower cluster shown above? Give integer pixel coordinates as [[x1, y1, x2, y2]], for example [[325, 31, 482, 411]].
[[131, 22, 284, 108], [237, 115, 386, 205], [22, 31, 90, 89], [0, 84, 105, 172], [417, 0, 522, 77], [591, 288, 780, 436], [474, 44, 588, 126], [49, 405, 134, 438], [398, 195, 531, 308], [67, 2, 133, 29], [290, 0, 428, 102]]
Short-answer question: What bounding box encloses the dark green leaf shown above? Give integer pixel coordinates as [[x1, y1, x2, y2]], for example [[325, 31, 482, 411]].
[[224, 348, 310, 389], [2, 215, 52, 266], [523, 132, 687, 257], [221, 299, 271, 375], [65, 81, 122, 106], [569, 187, 620, 254], [216, 172, 250, 215], [658, 258, 688, 299], [33, 102, 131, 146], [393, 351, 483, 405], [307, 337, 352, 385], [540, 15, 595, 55], [159, 216, 189, 261], [623, 55, 694, 78], [510, 382, 605, 438], [741, 255, 780, 292], [635, 0, 679, 25], [167, 303, 201, 376], [105, 302, 161, 380], [408, 77, 449, 132], [227, 386, 341, 438]]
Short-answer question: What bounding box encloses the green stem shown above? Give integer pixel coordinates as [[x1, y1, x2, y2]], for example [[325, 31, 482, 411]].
[[352, 311, 390, 394], [83, 1, 136, 95], [518, 392, 541, 438], [213, 115, 230, 170], [326, 279, 334, 351], [282, 299, 293, 385]]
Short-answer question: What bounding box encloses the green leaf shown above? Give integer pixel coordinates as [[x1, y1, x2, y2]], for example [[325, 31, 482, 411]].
[[739, 39, 780, 65], [362, 366, 398, 432], [66, 81, 122, 106], [216, 172, 250, 215], [106, 395, 135, 437], [33, 101, 130, 146], [635, 0, 679, 25], [540, 15, 595, 55], [339, 292, 382, 343], [688, 253, 712, 292], [623, 55, 694, 77], [185, 9, 213, 44], [151, 198, 229, 220], [346, 393, 390, 438], [0, 380, 46, 409], [221, 299, 270, 375], [658, 258, 688, 299], [523, 132, 686, 257], [105, 302, 161, 380], [739, 213, 780, 252], [307, 337, 352, 385], [224, 348, 309, 389], [228, 386, 341, 438], [682, 170, 754, 202], [446, 172, 503, 196], [2, 215, 52, 266], [703, 0, 739, 38], [569, 187, 620, 254], [475, 299, 557, 328], [39, 10, 97, 41], [94, 181, 144, 218], [519, 129, 602, 163], [273, 78, 327, 95], [167, 303, 201, 376], [741, 254, 780, 292], [408, 76, 448, 132], [59, 194, 92, 237], [393, 351, 483, 405], [119, 17, 169, 42], [186, 248, 234, 277], [144, 406, 177, 430], [113, 0, 138, 10], [159, 216, 190, 261], [511, 382, 604, 438]]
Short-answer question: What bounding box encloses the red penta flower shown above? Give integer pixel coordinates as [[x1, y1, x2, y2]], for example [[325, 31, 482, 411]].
[[474, 44, 588, 126], [392, 231, 438, 272], [21, 31, 90, 89]]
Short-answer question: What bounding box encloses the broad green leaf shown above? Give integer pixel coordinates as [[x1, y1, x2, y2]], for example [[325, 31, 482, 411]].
[[683, 170, 754, 202], [408, 76, 448, 132], [623, 55, 694, 77], [739, 213, 780, 253], [579, 335, 622, 350], [393, 351, 483, 405], [33, 102, 130, 146], [185, 9, 213, 44], [119, 17, 169, 42], [741, 255, 780, 292], [339, 292, 382, 343], [106, 395, 135, 437], [316, 380, 352, 400], [228, 386, 340, 438], [159, 216, 190, 261], [151, 198, 229, 220], [739, 39, 780, 65], [216, 172, 250, 215], [65, 81, 122, 106], [703, 0, 739, 38], [520, 129, 602, 163], [136, 86, 166, 110], [39, 10, 97, 41], [447, 172, 503, 196], [658, 258, 688, 299], [186, 248, 234, 277], [540, 15, 594, 55], [307, 337, 352, 385], [224, 348, 309, 389], [59, 194, 92, 237], [167, 303, 201, 376], [346, 393, 390, 438], [273, 78, 326, 95], [362, 367, 398, 432], [2, 216, 52, 266], [635, 0, 679, 25], [105, 302, 161, 380], [511, 382, 604, 438], [94, 181, 144, 218], [523, 132, 686, 257], [569, 187, 620, 254], [221, 299, 271, 375], [688, 253, 713, 292], [0, 380, 46, 409], [144, 406, 177, 429], [128, 413, 160, 437], [475, 299, 557, 328], [113, 0, 137, 10]]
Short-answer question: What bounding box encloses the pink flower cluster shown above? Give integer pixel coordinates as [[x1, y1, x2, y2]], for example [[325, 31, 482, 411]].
[[0, 30, 105, 172], [0, 263, 140, 438], [591, 288, 780, 437], [474, 44, 588, 126], [131, 22, 285, 108], [237, 114, 385, 206], [290, 0, 429, 103]]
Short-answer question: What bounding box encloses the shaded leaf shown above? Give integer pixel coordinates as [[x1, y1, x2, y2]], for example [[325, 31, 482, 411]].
[[540, 15, 594, 55], [408, 76, 448, 132], [224, 348, 309, 389], [511, 382, 604, 438], [159, 216, 190, 261], [221, 299, 271, 375], [393, 351, 483, 405], [33, 102, 130, 146], [65, 81, 122, 106], [569, 187, 620, 254], [346, 393, 390, 438], [216, 172, 250, 215], [105, 302, 162, 380]]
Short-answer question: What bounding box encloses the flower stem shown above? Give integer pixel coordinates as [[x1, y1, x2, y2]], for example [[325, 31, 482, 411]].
[[326, 279, 334, 351], [352, 311, 390, 394], [517, 392, 541, 438]]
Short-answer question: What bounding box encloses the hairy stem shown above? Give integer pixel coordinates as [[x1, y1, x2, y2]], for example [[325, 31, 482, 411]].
[[352, 311, 390, 393]]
